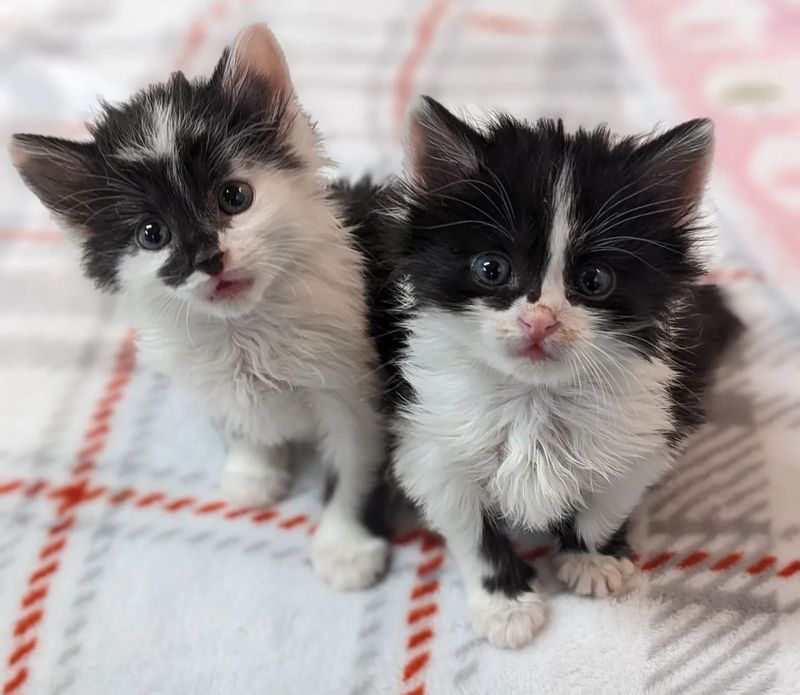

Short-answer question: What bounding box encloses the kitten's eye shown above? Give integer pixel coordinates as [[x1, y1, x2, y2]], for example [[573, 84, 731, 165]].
[[471, 253, 512, 288], [136, 220, 171, 251], [575, 264, 615, 299], [219, 181, 253, 214]]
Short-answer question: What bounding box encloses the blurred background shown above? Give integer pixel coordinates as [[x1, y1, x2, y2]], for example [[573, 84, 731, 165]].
[[1, 1, 799, 694]]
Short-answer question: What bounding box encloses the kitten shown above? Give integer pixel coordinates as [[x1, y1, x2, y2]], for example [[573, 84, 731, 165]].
[[10, 24, 389, 590], [353, 97, 742, 646]]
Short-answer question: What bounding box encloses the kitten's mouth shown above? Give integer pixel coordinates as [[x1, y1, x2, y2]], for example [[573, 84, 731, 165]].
[[525, 344, 550, 360], [513, 341, 553, 361], [208, 271, 255, 303]]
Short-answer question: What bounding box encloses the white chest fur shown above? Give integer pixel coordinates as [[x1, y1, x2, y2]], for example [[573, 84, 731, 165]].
[[128, 234, 376, 445], [395, 319, 675, 531]]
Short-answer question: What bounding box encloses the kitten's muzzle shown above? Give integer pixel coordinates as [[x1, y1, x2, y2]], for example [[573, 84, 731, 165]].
[[516, 306, 560, 360]]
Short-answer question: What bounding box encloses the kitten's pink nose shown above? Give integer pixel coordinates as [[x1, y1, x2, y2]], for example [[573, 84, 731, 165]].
[[518, 306, 560, 343]]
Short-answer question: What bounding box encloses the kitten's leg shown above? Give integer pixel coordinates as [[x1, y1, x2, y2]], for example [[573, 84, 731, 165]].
[[466, 512, 548, 649], [553, 457, 665, 597], [221, 435, 292, 508], [310, 393, 389, 591], [554, 519, 637, 598], [397, 449, 547, 648]]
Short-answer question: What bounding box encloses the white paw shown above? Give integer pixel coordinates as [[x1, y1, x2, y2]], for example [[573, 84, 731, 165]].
[[221, 467, 290, 507], [469, 589, 548, 649], [311, 520, 389, 591], [555, 552, 638, 598]]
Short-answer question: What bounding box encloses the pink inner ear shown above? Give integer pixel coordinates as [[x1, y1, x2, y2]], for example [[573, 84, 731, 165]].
[[229, 24, 292, 96], [8, 142, 30, 169], [406, 115, 430, 184]]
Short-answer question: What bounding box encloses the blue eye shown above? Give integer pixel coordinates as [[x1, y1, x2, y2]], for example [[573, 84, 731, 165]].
[[136, 220, 171, 251], [576, 264, 615, 298], [471, 253, 511, 287], [219, 181, 253, 214]]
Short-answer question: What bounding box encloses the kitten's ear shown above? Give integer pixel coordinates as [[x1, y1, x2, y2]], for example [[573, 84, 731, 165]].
[[9, 134, 95, 230], [406, 96, 483, 190], [212, 23, 293, 98], [638, 118, 714, 212]]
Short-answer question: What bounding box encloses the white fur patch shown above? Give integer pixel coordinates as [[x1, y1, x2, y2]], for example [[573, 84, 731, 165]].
[[116, 100, 178, 162], [554, 552, 638, 598], [468, 588, 548, 649], [395, 305, 674, 536], [311, 514, 389, 590], [221, 440, 291, 507], [540, 162, 572, 303]]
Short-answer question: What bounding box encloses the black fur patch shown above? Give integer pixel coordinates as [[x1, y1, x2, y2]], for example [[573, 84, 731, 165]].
[[13, 52, 299, 291], [665, 284, 744, 443], [480, 511, 536, 597], [555, 517, 632, 559], [335, 176, 416, 415]]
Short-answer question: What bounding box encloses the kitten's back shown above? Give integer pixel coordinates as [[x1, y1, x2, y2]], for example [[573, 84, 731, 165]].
[[667, 284, 744, 438]]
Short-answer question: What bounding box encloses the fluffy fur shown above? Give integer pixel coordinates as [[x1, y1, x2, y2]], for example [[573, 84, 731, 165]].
[[10, 24, 389, 590], [351, 97, 742, 646]]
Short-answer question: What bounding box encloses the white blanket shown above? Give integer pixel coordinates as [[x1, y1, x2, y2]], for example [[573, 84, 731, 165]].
[[1, 1, 798, 693]]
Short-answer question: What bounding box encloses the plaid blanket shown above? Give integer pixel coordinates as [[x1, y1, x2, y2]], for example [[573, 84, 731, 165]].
[[1, 1, 798, 693]]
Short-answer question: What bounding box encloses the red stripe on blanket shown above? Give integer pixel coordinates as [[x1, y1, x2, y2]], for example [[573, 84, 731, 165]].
[[399, 533, 445, 695], [677, 550, 710, 569], [746, 556, 777, 575], [641, 552, 675, 571], [1, 332, 137, 695], [777, 560, 800, 579], [392, 0, 451, 138]]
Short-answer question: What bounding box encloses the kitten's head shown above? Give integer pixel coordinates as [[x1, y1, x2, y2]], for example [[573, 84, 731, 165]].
[[10, 24, 328, 318], [399, 97, 713, 385]]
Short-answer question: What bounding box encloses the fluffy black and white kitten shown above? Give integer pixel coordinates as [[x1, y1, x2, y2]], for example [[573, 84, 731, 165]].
[[10, 25, 389, 590], [352, 97, 742, 646]]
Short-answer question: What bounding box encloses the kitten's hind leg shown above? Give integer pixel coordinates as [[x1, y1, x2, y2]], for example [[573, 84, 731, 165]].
[[221, 436, 292, 508], [310, 392, 390, 590]]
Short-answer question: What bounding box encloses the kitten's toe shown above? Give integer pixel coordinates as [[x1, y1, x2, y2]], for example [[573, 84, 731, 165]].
[[311, 521, 389, 590], [469, 589, 548, 649], [555, 552, 638, 598], [221, 467, 291, 508]]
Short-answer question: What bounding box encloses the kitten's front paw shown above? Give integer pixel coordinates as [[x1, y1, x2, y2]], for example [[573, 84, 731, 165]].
[[469, 589, 548, 649], [555, 552, 637, 598], [221, 467, 290, 508], [311, 521, 389, 590]]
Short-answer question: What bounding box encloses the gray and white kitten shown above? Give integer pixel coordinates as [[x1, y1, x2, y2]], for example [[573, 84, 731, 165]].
[[10, 24, 388, 590]]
